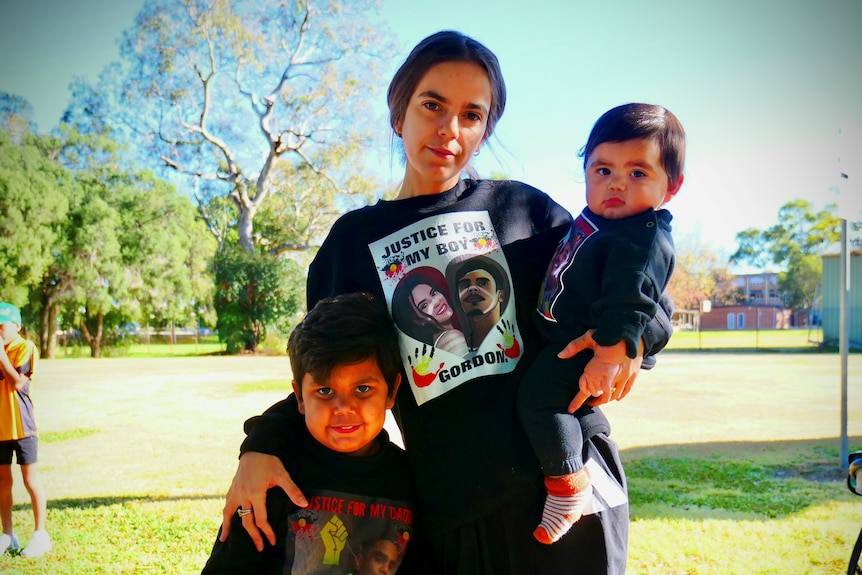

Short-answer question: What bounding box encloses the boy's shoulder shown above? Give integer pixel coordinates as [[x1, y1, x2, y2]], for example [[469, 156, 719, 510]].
[[279, 430, 414, 504], [4, 335, 37, 369], [382, 437, 410, 466]]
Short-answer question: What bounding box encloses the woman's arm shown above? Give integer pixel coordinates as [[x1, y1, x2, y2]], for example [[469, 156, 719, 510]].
[[205, 489, 292, 573], [220, 395, 308, 551]]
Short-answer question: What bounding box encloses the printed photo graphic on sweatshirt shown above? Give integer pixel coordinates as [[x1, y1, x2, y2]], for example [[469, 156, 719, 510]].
[[286, 490, 412, 575], [370, 211, 523, 405]]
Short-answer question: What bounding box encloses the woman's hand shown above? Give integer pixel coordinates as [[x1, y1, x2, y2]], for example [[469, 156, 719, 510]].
[[558, 330, 644, 413], [220, 452, 308, 551]]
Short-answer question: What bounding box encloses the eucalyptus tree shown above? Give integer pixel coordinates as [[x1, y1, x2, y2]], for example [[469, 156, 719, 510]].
[[114, 0, 395, 253]]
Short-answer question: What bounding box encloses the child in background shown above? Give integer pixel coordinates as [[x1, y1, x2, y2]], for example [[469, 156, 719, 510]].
[[519, 103, 685, 544], [202, 293, 414, 574], [0, 302, 51, 558]]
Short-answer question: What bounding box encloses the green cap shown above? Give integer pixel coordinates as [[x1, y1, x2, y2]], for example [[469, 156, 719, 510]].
[[0, 302, 22, 325]]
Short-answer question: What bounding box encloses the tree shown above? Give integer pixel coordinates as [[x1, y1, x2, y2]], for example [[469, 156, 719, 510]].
[[26, 125, 216, 358], [213, 246, 302, 352], [2, 87, 215, 357], [113, 0, 395, 253], [666, 232, 731, 311], [63, 165, 214, 357], [111, 170, 216, 342], [0, 92, 38, 139], [63, 191, 126, 358], [730, 199, 843, 310], [0, 126, 71, 308], [253, 158, 380, 257]]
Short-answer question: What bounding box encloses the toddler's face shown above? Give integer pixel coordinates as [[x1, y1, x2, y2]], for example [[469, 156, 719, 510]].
[[584, 138, 682, 219]]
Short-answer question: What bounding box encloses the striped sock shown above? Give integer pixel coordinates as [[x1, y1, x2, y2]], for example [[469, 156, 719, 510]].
[[533, 469, 591, 545]]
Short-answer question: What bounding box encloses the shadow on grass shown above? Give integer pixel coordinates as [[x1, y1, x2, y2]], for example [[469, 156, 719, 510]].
[[16, 439, 862, 521], [622, 436, 862, 520], [12, 493, 225, 512]]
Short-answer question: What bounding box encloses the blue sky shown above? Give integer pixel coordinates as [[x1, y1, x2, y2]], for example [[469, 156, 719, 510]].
[[2, 0, 861, 262]]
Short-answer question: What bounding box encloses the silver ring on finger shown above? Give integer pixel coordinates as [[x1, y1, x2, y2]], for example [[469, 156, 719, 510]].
[[237, 508, 253, 518]]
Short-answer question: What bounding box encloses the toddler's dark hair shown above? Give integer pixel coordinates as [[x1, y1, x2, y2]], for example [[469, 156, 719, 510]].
[[580, 103, 686, 184]]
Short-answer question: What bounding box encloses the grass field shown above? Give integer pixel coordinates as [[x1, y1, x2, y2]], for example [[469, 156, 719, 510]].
[[664, 326, 825, 351], [52, 335, 227, 358], [50, 327, 828, 357], [1, 349, 860, 574]]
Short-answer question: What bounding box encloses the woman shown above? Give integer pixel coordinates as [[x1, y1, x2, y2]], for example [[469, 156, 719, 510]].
[[221, 30, 671, 574], [391, 269, 469, 357]]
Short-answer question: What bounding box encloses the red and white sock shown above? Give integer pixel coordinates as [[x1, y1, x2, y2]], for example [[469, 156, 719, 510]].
[[533, 469, 591, 545]]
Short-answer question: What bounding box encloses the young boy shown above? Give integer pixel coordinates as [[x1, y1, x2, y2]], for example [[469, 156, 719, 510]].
[[202, 293, 414, 574], [519, 103, 685, 544], [0, 302, 51, 557]]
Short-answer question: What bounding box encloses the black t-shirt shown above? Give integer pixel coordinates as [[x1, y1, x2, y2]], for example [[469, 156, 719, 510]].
[[204, 429, 414, 575]]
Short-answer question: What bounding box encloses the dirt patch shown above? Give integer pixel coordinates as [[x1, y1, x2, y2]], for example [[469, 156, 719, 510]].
[[773, 462, 847, 483]]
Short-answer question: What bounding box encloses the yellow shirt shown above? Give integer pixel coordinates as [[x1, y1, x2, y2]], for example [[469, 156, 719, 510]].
[[0, 335, 38, 440]]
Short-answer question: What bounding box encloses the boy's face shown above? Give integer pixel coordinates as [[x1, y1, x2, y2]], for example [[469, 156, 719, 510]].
[[585, 139, 683, 219], [0, 321, 19, 345], [293, 357, 399, 457]]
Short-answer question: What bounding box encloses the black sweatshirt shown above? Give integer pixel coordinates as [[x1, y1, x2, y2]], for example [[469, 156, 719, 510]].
[[537, 206, 675, 359], [204, 429, 414, 575], [241, 179, 671, 537]]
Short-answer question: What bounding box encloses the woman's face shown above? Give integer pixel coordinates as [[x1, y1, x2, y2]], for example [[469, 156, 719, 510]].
[[410, 283, 454, 327], [396, 61, 491, 195]]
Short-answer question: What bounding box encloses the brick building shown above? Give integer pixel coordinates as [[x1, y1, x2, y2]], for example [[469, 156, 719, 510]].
[[699, 304, 791, 330]]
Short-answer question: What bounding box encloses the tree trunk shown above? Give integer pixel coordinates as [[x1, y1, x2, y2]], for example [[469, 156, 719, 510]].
[[38, 274, 70, 359], [237, 204, 256, 253], [80, 312, 104, 358], [38, 302, 60, 359]]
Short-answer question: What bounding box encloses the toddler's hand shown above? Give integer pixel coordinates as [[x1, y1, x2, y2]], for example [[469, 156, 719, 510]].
[[567, 340, 633, 413], [579, 356, 622, 400]]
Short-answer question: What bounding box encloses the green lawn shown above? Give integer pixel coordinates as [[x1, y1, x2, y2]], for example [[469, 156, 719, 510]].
[[665, 327, 824, 351], [51, 326, 829, 358], [1, 352, 860, 574], [53, 335, 226, 359]]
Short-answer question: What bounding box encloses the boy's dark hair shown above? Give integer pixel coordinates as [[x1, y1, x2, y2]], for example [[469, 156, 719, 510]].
[[288, 292, 401, 396], [579, 103, 686, 184]]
